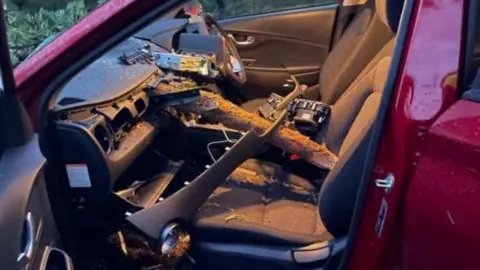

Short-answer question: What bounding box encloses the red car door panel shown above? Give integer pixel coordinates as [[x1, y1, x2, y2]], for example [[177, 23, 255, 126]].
[[402, 100, 480, 270], [349, 0, 465, 269]]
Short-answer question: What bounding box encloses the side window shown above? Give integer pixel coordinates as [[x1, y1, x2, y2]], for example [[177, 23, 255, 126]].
[[199, 0, 337, 19], [4, 0, 108, 66]]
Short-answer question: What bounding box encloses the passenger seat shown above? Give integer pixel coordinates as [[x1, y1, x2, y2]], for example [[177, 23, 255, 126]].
[[241, 3, 395, 111]]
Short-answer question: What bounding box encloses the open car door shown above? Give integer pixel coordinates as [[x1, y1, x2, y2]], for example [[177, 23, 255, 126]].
[[0, 4, 70, 270]]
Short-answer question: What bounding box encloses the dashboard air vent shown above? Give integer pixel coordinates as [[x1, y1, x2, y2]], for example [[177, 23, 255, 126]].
[[134, 99, 147, 115], [111, 108, 133, 131], [93, 125, 112, 153]]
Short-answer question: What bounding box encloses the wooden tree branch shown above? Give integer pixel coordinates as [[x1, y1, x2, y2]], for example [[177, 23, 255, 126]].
[[182, 90, 338, 169]]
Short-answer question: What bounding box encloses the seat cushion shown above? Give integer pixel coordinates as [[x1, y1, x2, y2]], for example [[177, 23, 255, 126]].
[[193, 159, 332, 246]]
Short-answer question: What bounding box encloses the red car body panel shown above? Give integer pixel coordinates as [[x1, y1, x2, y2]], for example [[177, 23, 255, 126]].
[[10, 0, 473, 269], [403, 100, 480, 270], [349, 0, 465, 269]]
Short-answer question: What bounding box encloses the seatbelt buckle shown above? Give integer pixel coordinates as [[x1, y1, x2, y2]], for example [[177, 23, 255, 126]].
[[287, 98, 331, 134], [258, 93, 284, 121], [258, 75, 308, 121]]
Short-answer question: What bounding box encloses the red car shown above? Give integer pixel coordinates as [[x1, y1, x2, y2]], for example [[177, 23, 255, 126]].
[[0, 0, 477, 269]]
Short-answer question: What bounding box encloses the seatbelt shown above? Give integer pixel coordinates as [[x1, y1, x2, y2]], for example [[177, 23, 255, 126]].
[[330, 1, 372, 49], [258, 92, 331, 138], [330, 4, 357, 49]]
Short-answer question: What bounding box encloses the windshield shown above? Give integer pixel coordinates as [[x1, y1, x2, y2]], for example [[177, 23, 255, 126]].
[[4, 0, 107, 67]]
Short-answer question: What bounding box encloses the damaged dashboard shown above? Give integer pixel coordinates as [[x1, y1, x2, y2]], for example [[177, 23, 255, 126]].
[[51, 36, 225, 210]]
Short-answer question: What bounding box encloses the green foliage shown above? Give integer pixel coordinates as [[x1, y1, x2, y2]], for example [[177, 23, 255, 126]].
[[5, 0, 106, 66], [5, 0, 331, 66]]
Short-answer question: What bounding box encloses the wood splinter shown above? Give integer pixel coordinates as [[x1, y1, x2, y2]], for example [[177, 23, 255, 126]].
[[181, 90, 338, 169]]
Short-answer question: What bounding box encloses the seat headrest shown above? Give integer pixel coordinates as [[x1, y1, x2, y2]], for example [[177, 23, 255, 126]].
[[376, 0, 405, 33]]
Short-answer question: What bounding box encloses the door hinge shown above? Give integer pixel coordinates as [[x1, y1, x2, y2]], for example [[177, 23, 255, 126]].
[[375, 173, 394, 193]]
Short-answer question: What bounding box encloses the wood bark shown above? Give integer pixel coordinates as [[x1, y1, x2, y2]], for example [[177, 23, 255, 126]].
[[182, 90, 338, 169]]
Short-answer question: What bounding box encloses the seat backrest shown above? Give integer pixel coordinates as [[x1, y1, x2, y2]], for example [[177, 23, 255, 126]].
[[318, 40, 395, 155], [319, 3, 394, 105], [317, 0, 404, 238]]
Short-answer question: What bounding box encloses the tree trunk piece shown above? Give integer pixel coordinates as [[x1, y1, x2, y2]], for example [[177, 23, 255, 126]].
[[182, 90, 338, 169]]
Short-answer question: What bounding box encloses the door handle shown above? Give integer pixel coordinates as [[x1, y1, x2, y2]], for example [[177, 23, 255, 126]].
[[228, 34, 255, 45], [18, 212, 35, 265], [375, 173, 395, 193]]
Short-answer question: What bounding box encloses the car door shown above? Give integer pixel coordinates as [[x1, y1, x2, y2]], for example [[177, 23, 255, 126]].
[[0, 5, 71, 270], [203, 0, 339, 100]]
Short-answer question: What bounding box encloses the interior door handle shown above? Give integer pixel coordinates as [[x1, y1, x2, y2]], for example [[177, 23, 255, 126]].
[[18, 212, 35, 265], [228, 34, 255, 45]]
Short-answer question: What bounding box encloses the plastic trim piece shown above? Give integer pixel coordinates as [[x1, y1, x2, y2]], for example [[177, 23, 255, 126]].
[[292, 238, 346, 264], [128, 109, 286, 239], [292, 241, 330, 263], [196, 238, 347, 267], [0, 135, 48, 270], [127, 129, 267, 239], [198, 242, 294, 263]]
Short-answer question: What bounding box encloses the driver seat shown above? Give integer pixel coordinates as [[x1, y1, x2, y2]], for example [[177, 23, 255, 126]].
[[191, 1, 403, 268]]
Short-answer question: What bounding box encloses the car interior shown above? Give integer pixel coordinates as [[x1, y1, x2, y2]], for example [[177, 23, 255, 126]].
[[4, 0, 408, 269], [463, 0, 480, 99]]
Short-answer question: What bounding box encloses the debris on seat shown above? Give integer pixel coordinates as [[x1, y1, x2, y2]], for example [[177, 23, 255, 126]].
[[228, 167, 272, 186], [225, 213, 246, 223], [198, 202, 234, 213], [281, 182, 311, 195]]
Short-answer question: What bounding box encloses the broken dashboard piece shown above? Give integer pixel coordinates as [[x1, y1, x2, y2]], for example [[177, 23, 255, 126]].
[[148, 73, 201, 106], [156, 51, 219, 78], [119, 46, 155, 65]]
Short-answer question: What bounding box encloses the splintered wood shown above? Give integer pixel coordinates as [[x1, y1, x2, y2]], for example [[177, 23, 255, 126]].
[[228, 167, 272, 186], [185, 90, 338, 169]]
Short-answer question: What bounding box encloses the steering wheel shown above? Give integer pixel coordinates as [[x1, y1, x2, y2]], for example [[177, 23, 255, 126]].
[[203, 13, 247, 87]]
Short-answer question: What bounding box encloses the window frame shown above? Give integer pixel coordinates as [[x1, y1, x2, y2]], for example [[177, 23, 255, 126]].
[[200, 0, 338, 20], [0, 0, 34, 150]]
